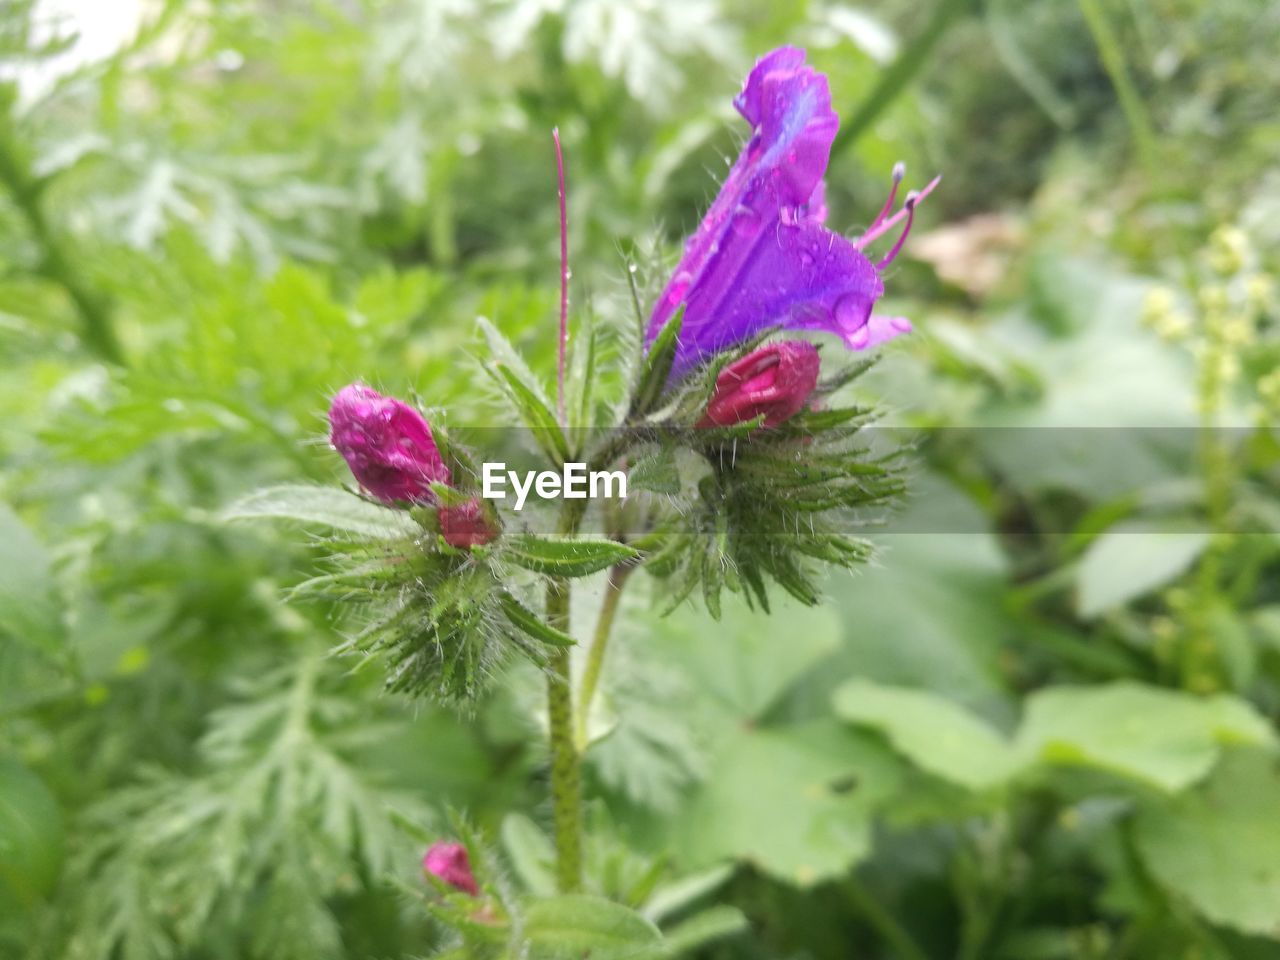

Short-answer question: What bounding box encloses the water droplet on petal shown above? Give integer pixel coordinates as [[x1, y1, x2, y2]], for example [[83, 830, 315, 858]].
[[846, 325, 871, 349], [732, 205, 762, 237], [667, 271, 693, 304], [834, 294, 867, 333], [799, 251, 814, 269]]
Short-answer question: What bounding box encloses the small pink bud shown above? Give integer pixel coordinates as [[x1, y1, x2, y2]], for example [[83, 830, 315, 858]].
[[439, 497, 499, 549], [423, 842, 479, 896], [328, 384, 450, 504], [697, 340, 820, 429]]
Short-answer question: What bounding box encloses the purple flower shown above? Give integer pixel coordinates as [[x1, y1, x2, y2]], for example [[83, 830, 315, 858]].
[[646, 46, 937, 379], [422, 841, 479, 896], [329, 384, 450, 504], [697, 340, 820, 429]]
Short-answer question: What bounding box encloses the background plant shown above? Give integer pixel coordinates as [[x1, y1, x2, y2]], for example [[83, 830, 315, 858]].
[[1, 1, 1278, 959]]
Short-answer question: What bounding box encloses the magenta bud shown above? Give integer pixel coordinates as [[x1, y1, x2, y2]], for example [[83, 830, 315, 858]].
[[697, 340, 821, 429], [328, 384, 450, 505], [423, 842, 479, 896], [439, 497, 499, 549]]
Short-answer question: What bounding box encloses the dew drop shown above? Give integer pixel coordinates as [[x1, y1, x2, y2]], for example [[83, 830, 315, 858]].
[[628, 262, 637, 273], [834, 295, 866, 333], [799, 251, 814, 269], [847, 325, 872, 349], [732, 205, 762, 237], [667, 271, 693, 303]]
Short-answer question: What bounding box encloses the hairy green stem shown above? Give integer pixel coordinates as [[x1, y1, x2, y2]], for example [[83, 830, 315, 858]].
[[841, 876, 930, 960], [0, 122, 124, 365], [544, 577, 583, 892], [574, 564, 633, 751]]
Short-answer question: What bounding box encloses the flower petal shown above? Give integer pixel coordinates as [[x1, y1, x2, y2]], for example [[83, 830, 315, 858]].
[[646, 47, 884, 378]]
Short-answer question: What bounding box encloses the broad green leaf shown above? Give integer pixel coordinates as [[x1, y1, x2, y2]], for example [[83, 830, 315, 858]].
[[833, 680, 1019, 790], [0, 504, 63, 657], [500, 813, 557, 897], [660, 598, 841, 726], [1135, 751, 1280, 937], [824, 478, 1014, 706], [1016, 682, 1275, 792], [523, 894, 661, 959], [498, 593, 576, 646], [221, 484, 420, 539], [0, 758, 64, 908], [505, 535, 637, 578], [1076, 527, 1209, 617], [677, 720, 902, 886]]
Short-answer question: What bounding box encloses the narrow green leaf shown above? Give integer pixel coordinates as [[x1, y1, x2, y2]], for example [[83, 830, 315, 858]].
[[506, 535, 638, 578], [631, 304, 683, 417], [488, 362, 571, 464], [657, 906, 748, 956], [629, 450, 681, 495], [524, 894, 661, 957], [499, 592, 576, 646], [221, 484, 420, 539]]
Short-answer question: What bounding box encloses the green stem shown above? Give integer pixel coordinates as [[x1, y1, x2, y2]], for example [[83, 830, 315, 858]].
[[574, 564, 632, 751], [544, 577, 583, 892], [0, 121, 124, 365], [831, 0, 975, 160], [1078, 0, 1159, 176], [842, 876, 930, 960]]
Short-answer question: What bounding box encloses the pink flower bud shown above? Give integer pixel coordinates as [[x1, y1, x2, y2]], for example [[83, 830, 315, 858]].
[[697, 340, 820, 429], [329, 384, 450, 504], [439, 497, 499, 549], [423, 841, 479, 896]]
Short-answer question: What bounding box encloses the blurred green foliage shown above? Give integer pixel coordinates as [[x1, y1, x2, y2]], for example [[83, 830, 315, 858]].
[[1, 0, 1278, 958]]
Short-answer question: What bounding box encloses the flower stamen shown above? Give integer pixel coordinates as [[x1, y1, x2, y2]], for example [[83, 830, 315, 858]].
[[865, 161, 905, 236], [855, 174, 941, 252], [875, 191, 918, 271]]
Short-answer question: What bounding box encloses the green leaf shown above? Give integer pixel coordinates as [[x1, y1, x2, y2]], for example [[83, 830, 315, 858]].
[[657, 905, 748, 955], [641, 864, 735, 924], [498, 593, 575, 647], [628, 450, 681, 495], [833, 680, 1019, 790], [0, 757, 65, 908], [505, 535, 637, 578], [1076, 526, 1209, 617], [488, 362, 571, 464], [222, 484, 420, 539], [500, 813, 557, 897], [825, 478, 1015, 706], [1016, 682, 1275, 792], [0, 504, 63, 658], [1135, 751, 1280, 937], [631, 304, 683, 417], [523, 894, 661, 959], [677, 720, 902, 886]]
